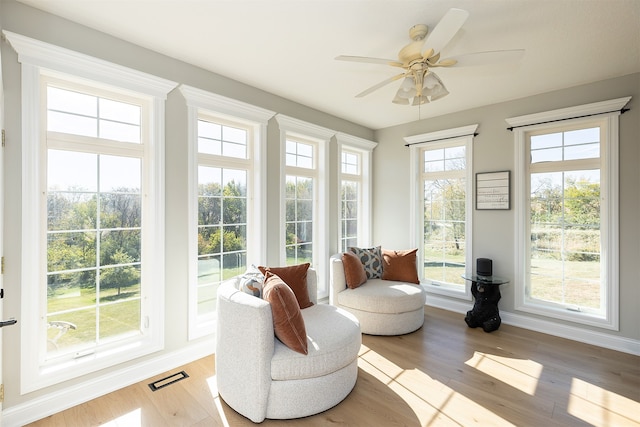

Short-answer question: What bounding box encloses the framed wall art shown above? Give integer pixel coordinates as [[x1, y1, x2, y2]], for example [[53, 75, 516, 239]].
[[476, 171, 510, 210]]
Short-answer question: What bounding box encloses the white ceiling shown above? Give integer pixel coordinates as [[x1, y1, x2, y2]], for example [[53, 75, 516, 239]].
[[16, 0, 640, 130]]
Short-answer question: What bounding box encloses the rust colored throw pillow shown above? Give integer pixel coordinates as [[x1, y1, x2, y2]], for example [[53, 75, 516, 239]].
[[341, 252, 368, 289], [262, 271, 308, 355], [381, 248, 420, 284], [258, 263, 313, 309]]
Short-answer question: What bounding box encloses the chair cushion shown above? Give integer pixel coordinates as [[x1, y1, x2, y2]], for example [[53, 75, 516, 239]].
[[337, 279, 426, 314], [270, 304, 361, 381]]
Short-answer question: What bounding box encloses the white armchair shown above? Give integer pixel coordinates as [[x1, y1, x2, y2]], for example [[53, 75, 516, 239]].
[[329, 254, 427, 335], [216, 268, 361, 423]]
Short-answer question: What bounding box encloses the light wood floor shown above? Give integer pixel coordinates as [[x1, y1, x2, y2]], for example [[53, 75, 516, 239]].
[[28, 307, 640, 426]]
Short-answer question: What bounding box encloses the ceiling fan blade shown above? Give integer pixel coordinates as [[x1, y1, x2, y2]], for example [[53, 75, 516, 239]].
[[355, 73, 406, 98], [335, 55, 404, 67], [423, 8, 469, 55], [442, 49, 525, 67]]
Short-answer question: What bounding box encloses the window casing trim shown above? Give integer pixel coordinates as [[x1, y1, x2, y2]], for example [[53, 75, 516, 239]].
[[407, 125, 477, 300], [276, 114, 333, 298], [8, 32, 177, 393], [507, 98, 630, 330], [180, 85, 274, 340], [336, 133, 377, 249]]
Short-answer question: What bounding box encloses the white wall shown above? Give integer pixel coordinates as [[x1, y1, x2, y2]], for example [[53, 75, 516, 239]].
[[373, 73, 640, 348]]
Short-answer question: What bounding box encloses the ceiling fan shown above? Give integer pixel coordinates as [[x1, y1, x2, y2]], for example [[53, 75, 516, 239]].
[[336, 8, 524, 106]]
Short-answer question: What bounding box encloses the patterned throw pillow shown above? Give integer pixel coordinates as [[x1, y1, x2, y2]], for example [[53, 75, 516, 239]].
[[348, 246, 383, 279], [239, 264, 265, 297]]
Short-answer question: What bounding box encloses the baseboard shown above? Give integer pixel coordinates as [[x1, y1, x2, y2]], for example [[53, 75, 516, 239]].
[[426, 295, 640, 356], [2, 337, 216, 427]]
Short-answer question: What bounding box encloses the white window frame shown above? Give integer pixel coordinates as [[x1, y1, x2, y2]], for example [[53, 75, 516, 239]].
[[275, 115, 333, 299], [336, 133, 377, 250], [406, 125, 477, 299], [180, 85, 274, 340], [507, 97, 630, 330], [4, 31, 177, 393]]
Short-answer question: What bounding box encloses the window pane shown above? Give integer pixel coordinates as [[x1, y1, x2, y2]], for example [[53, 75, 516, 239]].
[[48, 231, 96, 272], [98, 265, 141, 303], [529, 164, 601, 310], [48, 150, 98, 192], [99, 298, 141, 340], [286, 140, 313, 168], [342, 152, 359, 175], [48, 111, 97, 137], [48, 192, 97, 231], [99, 98, 140, 125], [222, 125, 247, 159], [46, 144, 144, 359], [100, 155, 141, 192], [99, 120, 140, 143], [423, 174, 466, 286], [48, 86, 97, 117]]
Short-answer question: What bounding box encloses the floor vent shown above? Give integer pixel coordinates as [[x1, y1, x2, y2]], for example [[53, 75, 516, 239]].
[[148, 370, 189, 392]]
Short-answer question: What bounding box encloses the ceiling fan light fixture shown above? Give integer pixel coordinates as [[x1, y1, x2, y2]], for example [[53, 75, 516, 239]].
[[422, 71, 449, 101], [412, 95, 429, 106], [392, 95, 410, 105]]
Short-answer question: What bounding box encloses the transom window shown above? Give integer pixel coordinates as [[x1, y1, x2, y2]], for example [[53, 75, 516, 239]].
[[47, 86, 142, 143]]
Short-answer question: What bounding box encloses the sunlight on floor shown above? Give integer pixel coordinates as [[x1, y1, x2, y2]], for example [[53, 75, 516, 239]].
[[568, 377, 640, 426], [207, 374, 231, 427], [359, 345, 517, 426], [465, 351, 543, 395], [100, 408, 142, 426]]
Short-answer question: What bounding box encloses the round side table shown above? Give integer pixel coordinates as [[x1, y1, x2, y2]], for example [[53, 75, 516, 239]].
[[461, 274, 509, 333]]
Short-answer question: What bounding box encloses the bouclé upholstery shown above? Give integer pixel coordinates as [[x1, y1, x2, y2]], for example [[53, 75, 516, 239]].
[[330, 253, 426, 335], [216, 268, 361, 423]]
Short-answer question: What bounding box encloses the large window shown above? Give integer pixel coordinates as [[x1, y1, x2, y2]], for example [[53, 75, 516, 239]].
[[336, 134, 377, 252], [340, 150, 359, 252], [46, 81, 146, 358], [196, 121, 249, 316], [285, 139, 316, 265], [508, 98, 628, 329], [276, 115, 332, 298], [181, 85, 273, 338], [407, 125, 476, 298], [10, 32, 176, 392]]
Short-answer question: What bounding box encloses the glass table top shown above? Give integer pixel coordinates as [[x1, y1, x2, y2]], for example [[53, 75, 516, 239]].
[[461, 274, 510, 285]]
